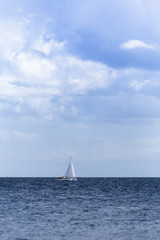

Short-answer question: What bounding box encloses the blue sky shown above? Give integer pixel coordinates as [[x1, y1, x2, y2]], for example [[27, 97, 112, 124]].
[[0, 0, 160, 177]]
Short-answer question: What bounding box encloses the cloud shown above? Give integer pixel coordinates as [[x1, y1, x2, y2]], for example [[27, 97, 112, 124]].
[[120, 39, 156, 50], [33, 35, 66, 56], [0, 16, 118, 120], [43, 0, 160, 69], [0, 14, 160, 122], [0, 129, 38, 142], [0, 18, 27, 60], [137, 135, 160, 157], [12, 131, 38, 140]]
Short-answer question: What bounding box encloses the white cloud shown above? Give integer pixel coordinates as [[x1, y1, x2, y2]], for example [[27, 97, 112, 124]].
[[12, 131, 38, 140], [0, 129, 38, 141], [129, 79, 151, 91], [120, 39, 156, 50], [0, 15, 160, 122], [33, 35, 66, 55], [0, 16, 117, 119], [63, 57, 113, 94], [14, 52, 57, 79], [0, 130, 10, 141], [136, 135, 160, 158], [0, 18, 27, 60]]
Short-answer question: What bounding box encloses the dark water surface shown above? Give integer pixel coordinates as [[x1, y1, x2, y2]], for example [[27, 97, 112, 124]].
[[0, 178, 160, 240]]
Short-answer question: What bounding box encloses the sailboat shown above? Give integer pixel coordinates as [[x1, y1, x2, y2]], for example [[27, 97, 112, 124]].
[[58, 157, 77, 181]]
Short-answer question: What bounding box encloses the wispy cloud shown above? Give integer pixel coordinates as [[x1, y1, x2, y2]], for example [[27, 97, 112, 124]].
[[120, 39, 156, 50], [0, 129, 38, 142]]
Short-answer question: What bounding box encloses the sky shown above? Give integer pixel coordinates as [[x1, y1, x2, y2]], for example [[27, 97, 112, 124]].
[[0, 0, 160, 177]]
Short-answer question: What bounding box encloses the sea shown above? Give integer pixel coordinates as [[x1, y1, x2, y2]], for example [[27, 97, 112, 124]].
[[0, 178, 160, 240]]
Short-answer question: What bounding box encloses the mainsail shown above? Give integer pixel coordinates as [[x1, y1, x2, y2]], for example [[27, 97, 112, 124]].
[[64, 157, 77, 180]]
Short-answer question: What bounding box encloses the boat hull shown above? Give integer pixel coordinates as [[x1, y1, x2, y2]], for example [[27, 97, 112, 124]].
[[57, 177, 77, 181]]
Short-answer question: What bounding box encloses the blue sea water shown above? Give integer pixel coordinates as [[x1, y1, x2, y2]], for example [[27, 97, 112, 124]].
[[0, 178, 160, 240]]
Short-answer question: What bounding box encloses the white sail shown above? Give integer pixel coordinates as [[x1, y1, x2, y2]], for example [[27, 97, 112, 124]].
[[64, 157, 77, 180]]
